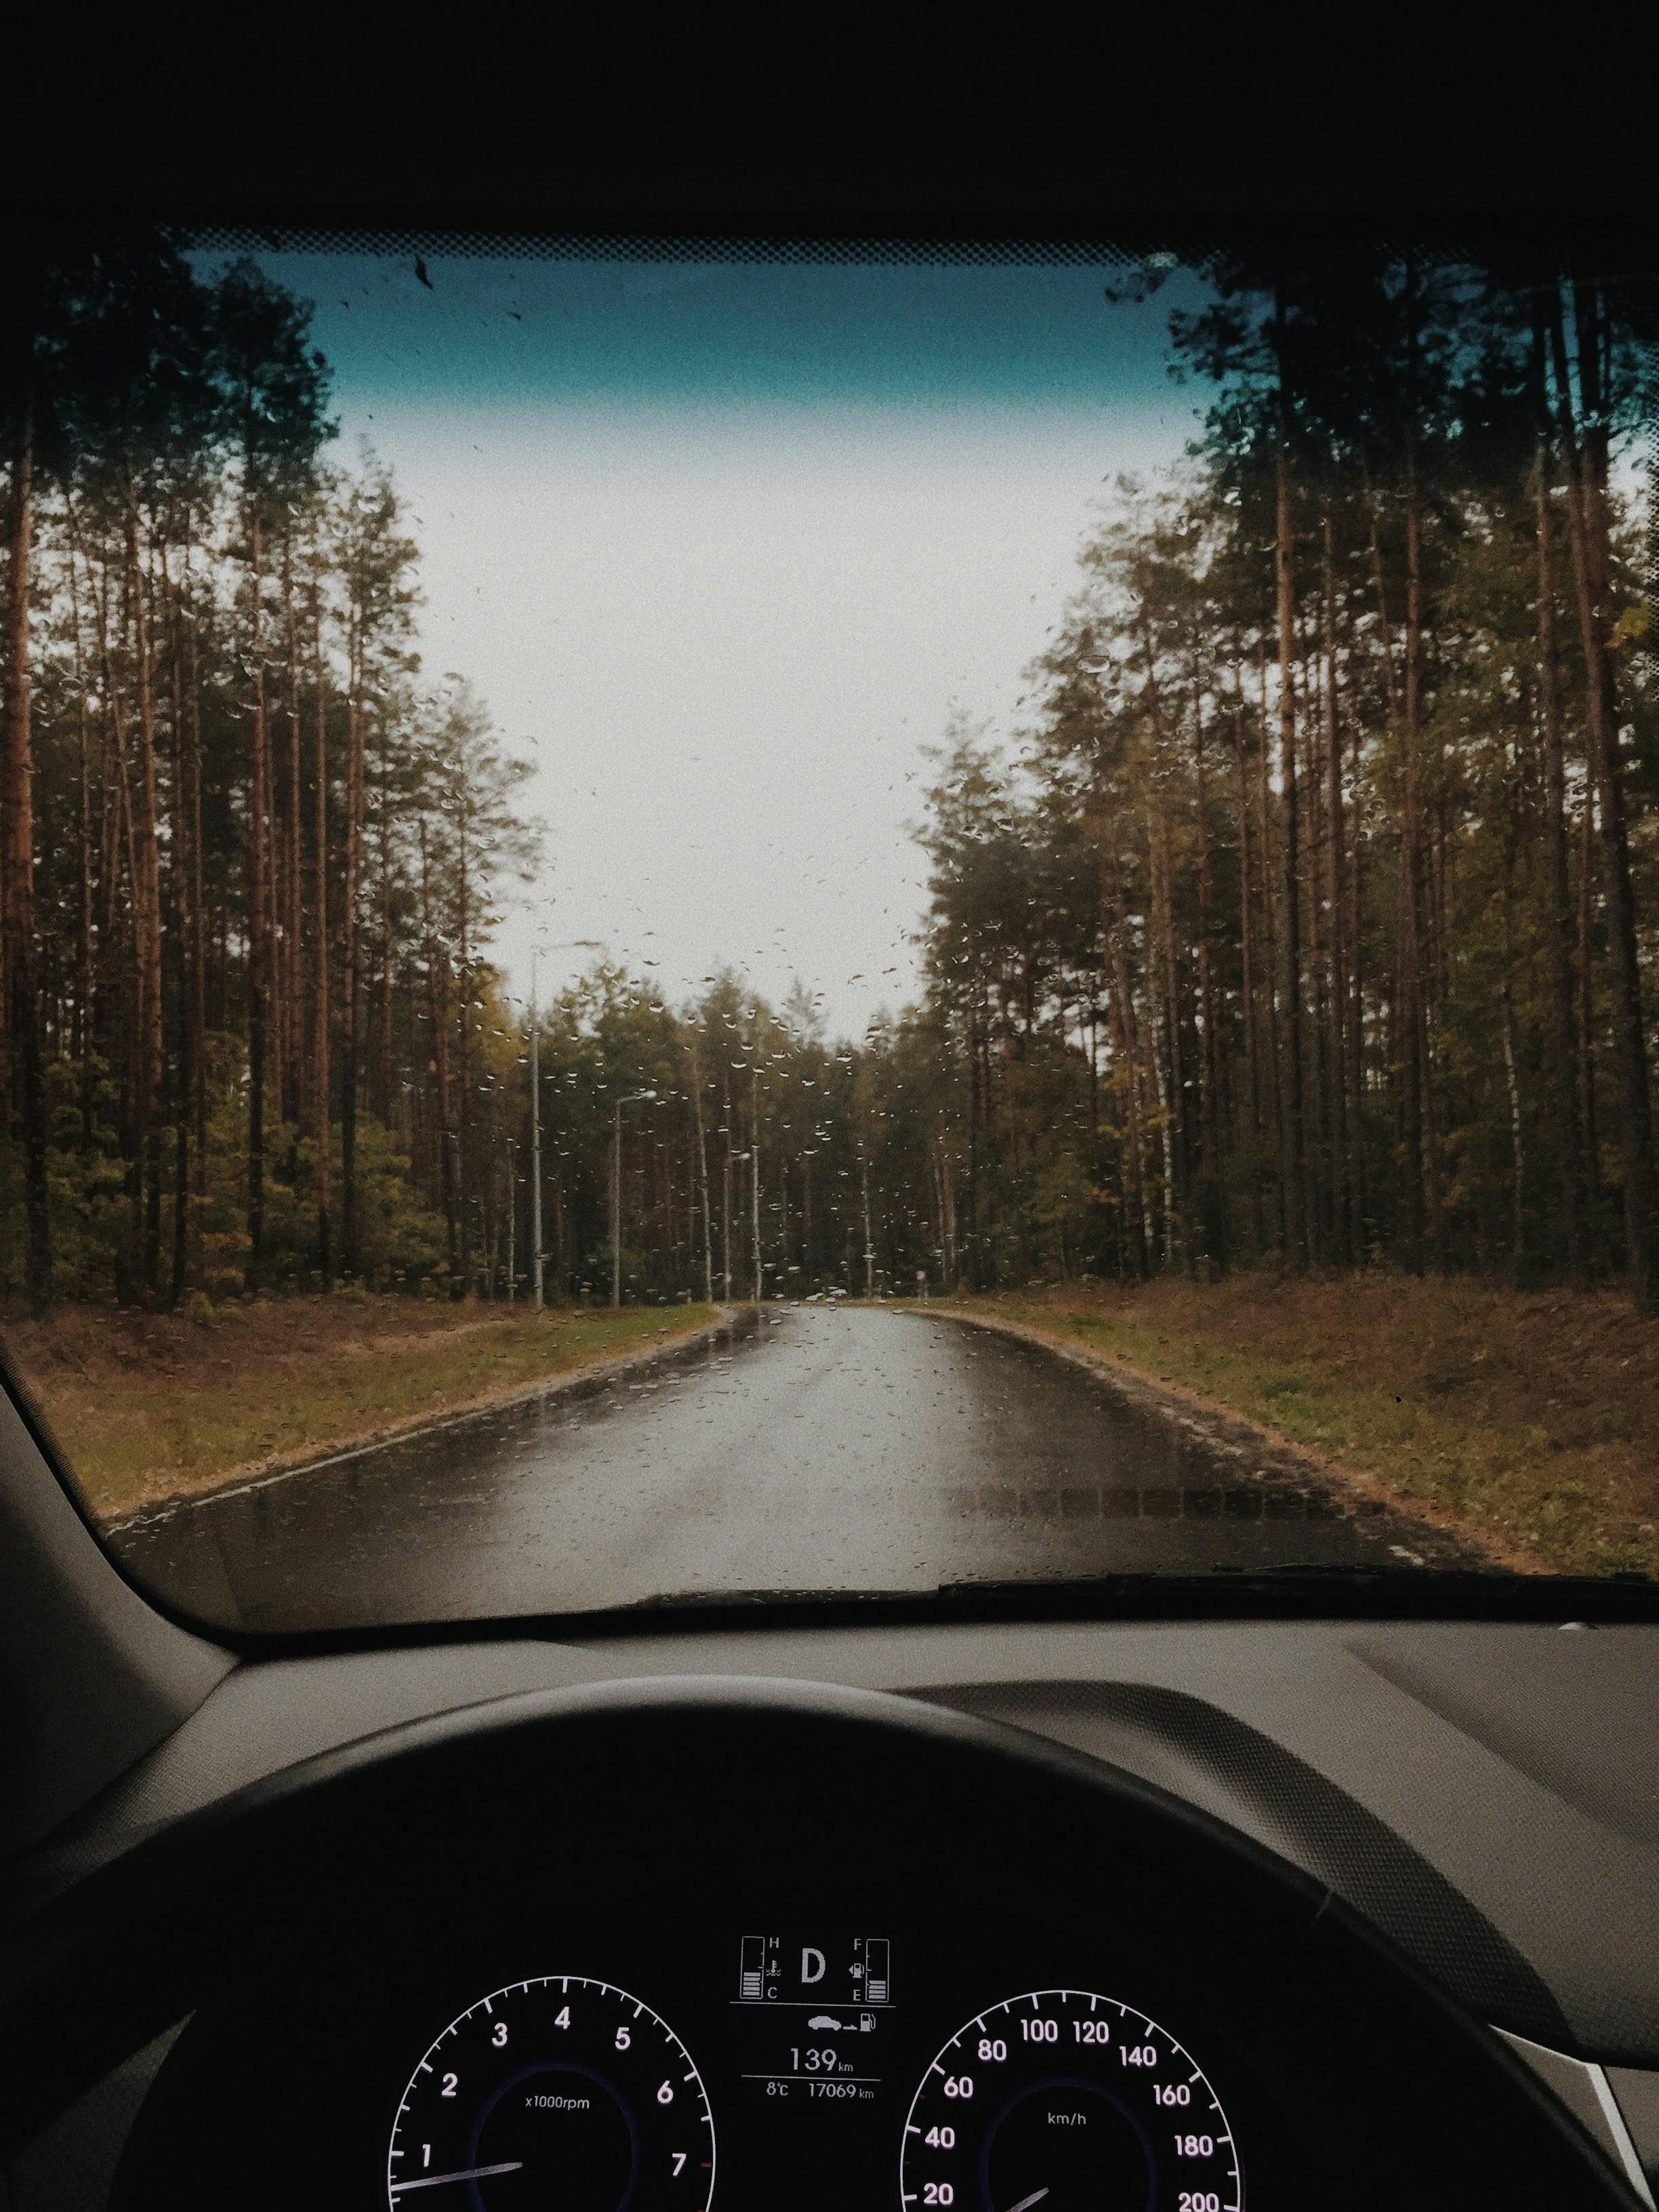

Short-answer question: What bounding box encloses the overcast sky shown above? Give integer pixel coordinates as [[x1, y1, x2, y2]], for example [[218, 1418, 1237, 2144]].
[[224, 249, 1214, 1040]]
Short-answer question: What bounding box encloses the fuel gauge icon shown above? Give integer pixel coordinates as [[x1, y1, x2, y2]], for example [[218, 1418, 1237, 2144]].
[[864, 1938, 890, 2005]]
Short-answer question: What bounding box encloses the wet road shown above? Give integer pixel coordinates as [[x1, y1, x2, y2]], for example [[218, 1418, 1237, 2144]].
[[109, 1307, 1483, 1631]]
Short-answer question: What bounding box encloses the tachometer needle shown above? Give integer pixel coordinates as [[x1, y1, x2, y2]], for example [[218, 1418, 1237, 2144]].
[[1003, 2192, 1050, 2212], [390, 2162, 525, 2194]]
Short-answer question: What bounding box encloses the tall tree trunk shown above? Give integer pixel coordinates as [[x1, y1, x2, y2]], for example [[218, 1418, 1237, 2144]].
[[1230, 674, 1266, 1256], [1395, 408, 1433, 1275], [419, 822, 456, 1285], [1254, 642, 1283, 1245], [1095, 811, 1151, 1276], [750, 1066, 762, 1299], [281, 539, 304, 1139], [5, 391, 49, 1313], [67, 535, 97, 1158], [107, 642, 142, 1204], [798, 1134, 811, 1285], [340, 645, 365, 1277], [720, 1065, 733, 1299], [1322, 509, 1351, 1262], [454, 801, 473, 1297], [860, 1139, 875, 1298], [244, 512, 270, 1292], [1197, 756, 1231, 1272], [1578, 797, 1601, 1233], [1147, 796, 1181, 1269], [1193, 701, 1222, 1179], [552, 1163, 566, 1300], [1273, 444, 1307, 1264], [1296, 615, 1332, 1265], [1500, 791, 1528, 1279], [689, 1038, 714, 1303], [375, 770, 395, 1131], [259, 552, 283, 1191], [1136, 632, 1190, 1254], [1346, 687, 1368, 1246], [1553, 278, 1658, 1307], [164, 541, 191, 1304], [941, 1143, 956, 1289], [1530, 316, 1589, 1282], [185, 562, 207, 1204], [126, 487, 165, 1294], [311, 590, 332, 1284]]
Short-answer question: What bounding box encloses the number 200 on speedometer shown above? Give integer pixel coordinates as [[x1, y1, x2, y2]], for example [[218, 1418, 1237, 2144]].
[[900, 1988, 1241, 2212]]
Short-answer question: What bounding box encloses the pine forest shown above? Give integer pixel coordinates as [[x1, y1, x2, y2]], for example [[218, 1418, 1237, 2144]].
[[2, 233, 1657, 1330]]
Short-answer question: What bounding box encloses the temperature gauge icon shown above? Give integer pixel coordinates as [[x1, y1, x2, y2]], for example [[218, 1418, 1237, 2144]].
[[739, 1935, 764, 2000]]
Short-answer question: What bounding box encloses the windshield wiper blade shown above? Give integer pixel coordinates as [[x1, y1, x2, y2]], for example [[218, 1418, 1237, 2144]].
[[508, 1566, 1659, 1641]]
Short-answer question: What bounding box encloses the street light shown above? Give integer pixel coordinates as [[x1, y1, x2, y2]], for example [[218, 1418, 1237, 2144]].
[[611, 1088, 657, 1309]]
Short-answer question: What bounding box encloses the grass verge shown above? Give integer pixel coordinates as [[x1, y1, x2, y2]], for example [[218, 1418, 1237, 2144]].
[[956, 1275, 1659, 1580], [1, 1296, 724, 1523]]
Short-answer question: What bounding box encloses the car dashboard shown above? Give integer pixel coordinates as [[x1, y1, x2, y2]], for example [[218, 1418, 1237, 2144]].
[[3, 1614, 1658, 2211]]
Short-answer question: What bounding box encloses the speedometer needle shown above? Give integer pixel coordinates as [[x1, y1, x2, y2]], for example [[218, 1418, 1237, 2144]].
[[390, 2163, 525, 2193], [1003, 2192, 1050, 2212]]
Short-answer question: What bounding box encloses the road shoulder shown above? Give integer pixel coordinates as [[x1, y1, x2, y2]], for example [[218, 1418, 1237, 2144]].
[[88, 1307, 758, 1532], [910, 1303, 1540, 1574]]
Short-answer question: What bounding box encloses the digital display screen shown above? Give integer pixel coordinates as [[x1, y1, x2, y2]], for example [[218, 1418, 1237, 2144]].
[[730, 1931, 897, 2121]]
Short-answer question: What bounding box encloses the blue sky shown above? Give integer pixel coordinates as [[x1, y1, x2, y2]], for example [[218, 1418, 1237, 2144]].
[[211, 248, 1214, 1036]]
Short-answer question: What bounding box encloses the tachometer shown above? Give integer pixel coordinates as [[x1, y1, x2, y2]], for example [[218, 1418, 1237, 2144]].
[[900, 1988, 1240, 2212], [387, 1975, 715, 2209]]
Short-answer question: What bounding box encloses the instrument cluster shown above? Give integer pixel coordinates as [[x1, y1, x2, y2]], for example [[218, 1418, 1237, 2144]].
[[118, 1911, 1274, 2210]]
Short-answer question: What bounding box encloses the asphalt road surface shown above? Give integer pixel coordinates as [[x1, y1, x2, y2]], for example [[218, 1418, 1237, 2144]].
[[109, 1305, 1486, 1631]]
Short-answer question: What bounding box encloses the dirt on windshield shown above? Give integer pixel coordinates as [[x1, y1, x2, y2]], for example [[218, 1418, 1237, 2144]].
[[1, 1296, 723, 1522], [971, 1275, 1659, 1580]]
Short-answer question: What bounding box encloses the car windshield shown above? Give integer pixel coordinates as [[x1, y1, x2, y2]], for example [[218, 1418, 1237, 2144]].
[[1, 224, 1656, 1633]]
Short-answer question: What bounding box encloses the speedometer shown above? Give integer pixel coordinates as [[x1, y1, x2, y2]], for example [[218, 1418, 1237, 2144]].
[[900, 1988, 1241, 2212], [387, 1975, 715, 2209]]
